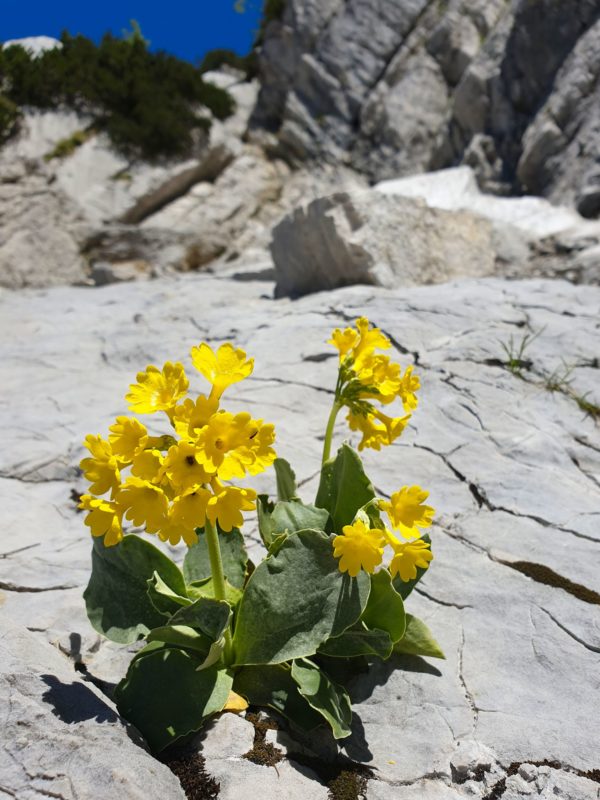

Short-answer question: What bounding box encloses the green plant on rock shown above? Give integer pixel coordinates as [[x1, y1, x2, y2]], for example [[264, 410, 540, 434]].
[[0, 31, 235, 159], [0, 93, 20, 142], [499, 326, 544, 377], [80, 318, 444, 753]]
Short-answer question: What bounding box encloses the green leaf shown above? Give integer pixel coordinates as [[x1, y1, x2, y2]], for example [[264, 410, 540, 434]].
[[232, 529, 370, 666], [169, 596, 231, 641], [315, 443, 376, 533], [84, 534, 187, 644], [147, 571, 191, 616], [271, 501, 330, 536], [394, 614, 445, 659], [318, 623, 393, 659], [146, 624, 226, 670], [188, 577, 243, 607], [362, 570, 406, 644], [392, 534, 431, 599], [183, 527, 247, 589], [114, 649, 232, 752], [291, 658, 352, 739], [274, 457, 298, 501], [267, 532, 289, 557], [233, 664, 323, 732], [146, 624, 213, 654], [257, 496, 329, 549], [257, 494, 277, 547]]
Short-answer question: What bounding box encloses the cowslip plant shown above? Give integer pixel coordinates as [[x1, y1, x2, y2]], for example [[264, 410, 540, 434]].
[[80, 317, 444, 753]]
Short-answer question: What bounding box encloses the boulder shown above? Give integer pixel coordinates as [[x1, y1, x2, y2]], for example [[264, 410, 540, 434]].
[[271, 189, 499, 297]]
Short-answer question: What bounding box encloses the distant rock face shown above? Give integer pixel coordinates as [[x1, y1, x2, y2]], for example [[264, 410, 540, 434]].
[[251, 0, 600, 214]]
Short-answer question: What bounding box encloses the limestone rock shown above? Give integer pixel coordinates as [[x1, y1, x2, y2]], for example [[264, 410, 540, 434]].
[[0, 616, 186, 800], [1, 272, 599, 797], [271, 189, 499, 297], [253, 0, 600, 207], [0, 164, 89, 289], [83, 224, 226, 279]]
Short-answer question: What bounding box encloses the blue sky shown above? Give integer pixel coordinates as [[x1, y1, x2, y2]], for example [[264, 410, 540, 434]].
[[1, 1, 264, 63]]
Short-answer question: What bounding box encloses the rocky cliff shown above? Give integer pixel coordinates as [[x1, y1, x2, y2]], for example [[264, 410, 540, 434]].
[[251, 0, 600, 216]]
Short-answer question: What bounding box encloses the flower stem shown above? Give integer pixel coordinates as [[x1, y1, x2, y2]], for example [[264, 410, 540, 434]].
[[322, 400, 341, 465], [204, 517, 234, 663]]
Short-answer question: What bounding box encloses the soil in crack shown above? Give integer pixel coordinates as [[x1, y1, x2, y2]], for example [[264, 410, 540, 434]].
[[243, 710, 284, 767], [166, 752, 220, 800]]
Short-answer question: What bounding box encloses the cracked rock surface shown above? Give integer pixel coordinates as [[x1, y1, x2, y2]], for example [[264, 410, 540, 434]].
[[0, 272, 599, 799]]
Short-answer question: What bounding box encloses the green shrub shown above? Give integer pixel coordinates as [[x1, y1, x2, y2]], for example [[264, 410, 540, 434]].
[[0, 32, 236, 159], [0, 93, 20, 142]]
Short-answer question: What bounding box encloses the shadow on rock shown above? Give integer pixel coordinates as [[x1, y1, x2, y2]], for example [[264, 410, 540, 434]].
[[41, 674, 118, 724], [349, 653, 442, 706]]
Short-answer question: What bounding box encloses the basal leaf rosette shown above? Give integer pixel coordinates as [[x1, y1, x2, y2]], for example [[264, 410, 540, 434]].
[[79, 342, 275, 548]]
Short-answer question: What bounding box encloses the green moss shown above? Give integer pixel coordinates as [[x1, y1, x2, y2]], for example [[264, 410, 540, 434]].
[[0, 32, 235, 159], [44, 127, 94, 160]]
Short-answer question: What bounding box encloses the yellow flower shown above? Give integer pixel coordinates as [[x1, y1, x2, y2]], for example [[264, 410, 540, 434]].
[[195, 411, 257, 480], [108, 416, 148, 461], [333, 519, 385, 577], [328, 327, 359, 360], [130, 448, 165, 483], [246, 422, 277, 476], [191, 342, 253, 400], [172, 394, 219, 439], [380, 486, 435, 538], [170, 487, 211, 533], [206, 483, 257, 532], [158, 505, 200, 547], [126, 362, 189, 415], [352, 317, 390, 370], [399, 366, 420, 412], [79, 494, 123, 547], [347, 409, 410, 451], [355, 354, 402, 404], [163, 441, 213, 489], [80, 435, 121, 495], [116, 477, 169, 533], [388, 538, 433, 582]]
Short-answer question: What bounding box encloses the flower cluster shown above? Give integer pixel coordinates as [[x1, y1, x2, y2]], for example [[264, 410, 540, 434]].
[[333, 485, 434, 581], [329, 317, 420, 451], [79, 343, 275, 547]]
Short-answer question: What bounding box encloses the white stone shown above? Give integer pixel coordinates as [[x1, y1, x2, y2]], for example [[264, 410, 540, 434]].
[[2, 35, 62, 57], [375, 167, 600, 240]]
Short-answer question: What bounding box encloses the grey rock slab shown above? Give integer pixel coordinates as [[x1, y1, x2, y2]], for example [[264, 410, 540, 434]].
[[0, 616, 186, 800], [367, 778, 482, 799], [1, 273, 600, 795]]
